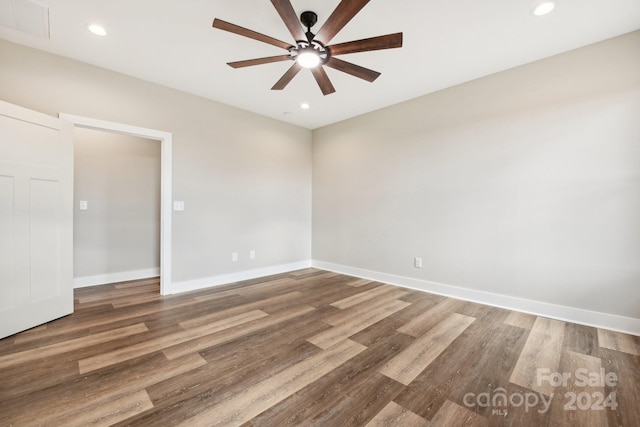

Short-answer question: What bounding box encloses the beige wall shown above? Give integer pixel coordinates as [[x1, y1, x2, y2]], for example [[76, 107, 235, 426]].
[[74, 128, 160, 279], [312, 31, 640, 319], [0, 39, 312, 286]]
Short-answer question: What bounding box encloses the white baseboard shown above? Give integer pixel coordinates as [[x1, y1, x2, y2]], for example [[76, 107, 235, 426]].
[[169, 260, 312, 294], [312, 260, 640, 336], [74, 267, 160, 288]]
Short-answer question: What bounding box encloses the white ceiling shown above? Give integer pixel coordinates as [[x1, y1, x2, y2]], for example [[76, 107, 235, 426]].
[[1, 0, 639, 129]]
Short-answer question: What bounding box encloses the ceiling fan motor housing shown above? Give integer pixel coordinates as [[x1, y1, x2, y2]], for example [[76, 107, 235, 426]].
[[292, 11, 327, 66]]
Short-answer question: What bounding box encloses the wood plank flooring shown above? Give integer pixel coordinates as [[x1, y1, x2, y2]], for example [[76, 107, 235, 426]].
[[0, 269, 638, 426]]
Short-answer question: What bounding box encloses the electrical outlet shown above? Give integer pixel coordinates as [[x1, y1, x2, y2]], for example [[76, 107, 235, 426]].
[[232, 252, 238, 262], [249, 250, 256, 260], [414, 257, 423, 268]]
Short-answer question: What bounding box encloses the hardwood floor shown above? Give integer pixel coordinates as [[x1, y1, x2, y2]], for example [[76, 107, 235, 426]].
[[0, 269, 638, 426]]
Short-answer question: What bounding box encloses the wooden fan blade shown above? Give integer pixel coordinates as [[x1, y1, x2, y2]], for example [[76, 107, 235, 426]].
[[314, 0, 371, 45], [325, 57, 380, 82], [271, 0, 306, 42], [228, 55, 292, 68], [213, 18, 292, 50], [311, 66, 336, 95], [328, 33, 403, 56], [272, 63, 303, 90]]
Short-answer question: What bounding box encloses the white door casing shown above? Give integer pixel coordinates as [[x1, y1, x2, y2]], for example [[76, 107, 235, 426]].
[[59, 114, 172, 295], [0, 101, 74, 339]]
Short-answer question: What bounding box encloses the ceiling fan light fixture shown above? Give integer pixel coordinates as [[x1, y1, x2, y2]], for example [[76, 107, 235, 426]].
[[296, 49, 321, 68], [88, 24, 107, 36], [532, 1, 556, 16]]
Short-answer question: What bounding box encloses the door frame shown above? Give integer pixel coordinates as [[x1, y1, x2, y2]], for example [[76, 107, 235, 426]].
[[60, 113, 173, 295]]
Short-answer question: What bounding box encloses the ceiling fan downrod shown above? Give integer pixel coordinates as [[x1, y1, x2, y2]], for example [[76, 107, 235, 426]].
[[300, 11, 317, 42]]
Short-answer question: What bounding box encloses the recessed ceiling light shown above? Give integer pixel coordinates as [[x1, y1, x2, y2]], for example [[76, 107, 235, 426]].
[[300, 103, 310, 110], [88, 24, 107, 36], [532, 2, 556, 16]]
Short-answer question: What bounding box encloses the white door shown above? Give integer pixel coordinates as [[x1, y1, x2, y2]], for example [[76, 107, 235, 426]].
[[0, 101, 73, 339]]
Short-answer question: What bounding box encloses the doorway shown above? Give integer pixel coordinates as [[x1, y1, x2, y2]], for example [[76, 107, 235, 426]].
[[59, 114, 172, 295]]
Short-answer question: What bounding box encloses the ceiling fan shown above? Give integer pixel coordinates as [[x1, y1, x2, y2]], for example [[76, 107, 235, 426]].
[[212, 0, 403, 95]]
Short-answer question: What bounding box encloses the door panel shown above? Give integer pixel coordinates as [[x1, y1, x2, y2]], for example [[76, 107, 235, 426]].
[[30, 177, 62, 301], [0, 101, 73, 339], [0, 175, 14, 312]]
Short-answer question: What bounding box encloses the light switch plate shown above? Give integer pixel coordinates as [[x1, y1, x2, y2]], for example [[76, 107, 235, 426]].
[[173, 201, 185, 211], [79, 200, 88, 210]]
